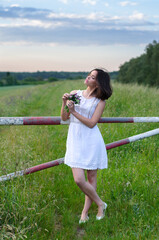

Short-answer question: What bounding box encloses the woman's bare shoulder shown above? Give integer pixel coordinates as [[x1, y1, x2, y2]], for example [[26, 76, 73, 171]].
[[99, 99, 106, 105], [97, 100, 106, 108]]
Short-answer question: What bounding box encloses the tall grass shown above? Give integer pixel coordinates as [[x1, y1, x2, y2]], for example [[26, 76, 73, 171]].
[[0, 81, 158, 239]]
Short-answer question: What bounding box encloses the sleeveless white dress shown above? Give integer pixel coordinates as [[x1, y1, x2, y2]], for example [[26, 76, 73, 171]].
[[64, 90, 108, 170]]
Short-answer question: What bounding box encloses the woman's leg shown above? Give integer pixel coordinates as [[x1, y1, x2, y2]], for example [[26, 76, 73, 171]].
[[80, 170, 97, 219], [72, 168, 105, 219]]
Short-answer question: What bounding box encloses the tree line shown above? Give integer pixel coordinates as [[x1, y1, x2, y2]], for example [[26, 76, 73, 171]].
[[0, 71, 118, 87], [116, 40, 159, 88], [0, 71, 88, 86]]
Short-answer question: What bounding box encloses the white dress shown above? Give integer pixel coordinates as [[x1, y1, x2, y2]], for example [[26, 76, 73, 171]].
[[64, 90, 108, 170]]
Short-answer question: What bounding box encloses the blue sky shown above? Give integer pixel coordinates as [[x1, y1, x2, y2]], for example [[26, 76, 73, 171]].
[[0, 0, 159, 72]]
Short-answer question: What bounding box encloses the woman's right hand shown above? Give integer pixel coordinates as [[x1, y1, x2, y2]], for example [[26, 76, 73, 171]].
[[62, 93, 70, 104]]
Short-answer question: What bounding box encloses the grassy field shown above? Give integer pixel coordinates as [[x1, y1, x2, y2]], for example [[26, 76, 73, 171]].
[[0, 80, 159, 240]]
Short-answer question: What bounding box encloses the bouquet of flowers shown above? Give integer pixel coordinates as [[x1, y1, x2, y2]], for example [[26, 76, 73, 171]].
[[65, 93, 81, 112]]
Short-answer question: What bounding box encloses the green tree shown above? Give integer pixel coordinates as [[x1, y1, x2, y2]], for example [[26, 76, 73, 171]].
[[48, 77, 58, 82], [117, 40, 159, 87], [5, 72, 18, 86]]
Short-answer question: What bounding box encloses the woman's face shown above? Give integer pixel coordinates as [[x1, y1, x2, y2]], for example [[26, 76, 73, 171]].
[[84, 70, 98, 88]]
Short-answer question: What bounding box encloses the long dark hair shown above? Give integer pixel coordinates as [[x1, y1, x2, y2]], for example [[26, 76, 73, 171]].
[[91, 68, 113, 100]]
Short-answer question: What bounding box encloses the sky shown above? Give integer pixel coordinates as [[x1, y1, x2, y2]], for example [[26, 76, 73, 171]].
[[0, 0, 159, 72]]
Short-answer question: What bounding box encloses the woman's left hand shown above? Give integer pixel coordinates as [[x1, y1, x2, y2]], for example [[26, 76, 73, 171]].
[[67, 100, 75, 113]]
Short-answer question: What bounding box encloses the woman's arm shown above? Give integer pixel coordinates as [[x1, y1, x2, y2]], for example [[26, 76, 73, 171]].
[[61, 93, 70, 121], [68, 100, 106, 128]]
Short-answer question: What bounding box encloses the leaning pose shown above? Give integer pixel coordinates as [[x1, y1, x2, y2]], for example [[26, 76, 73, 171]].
[[61, 68, 112, 223]]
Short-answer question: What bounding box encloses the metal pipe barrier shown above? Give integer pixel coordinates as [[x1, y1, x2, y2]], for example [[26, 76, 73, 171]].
[[0, 128, 158, 182], [0, 116, 159, 125]]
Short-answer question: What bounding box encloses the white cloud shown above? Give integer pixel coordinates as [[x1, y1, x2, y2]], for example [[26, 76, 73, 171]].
[[105, 2, 109, 7], [82, 0, 97, 5], [0, 41, 58, 47], [87, 12, 99, 20], [129, 11, 145, 21], [0, 41, 34, 46], [154, 15, 159, 19], [48, 11, 122, 22], [48, 12, 81, 19], [120, 1, 137, 7], [59, 0, 68, 4], [10, 4, 20, 7], [0, 18, 63, 29]]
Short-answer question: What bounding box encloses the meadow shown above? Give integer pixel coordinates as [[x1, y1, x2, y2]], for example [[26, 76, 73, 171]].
[[0, 80, 158, 240]]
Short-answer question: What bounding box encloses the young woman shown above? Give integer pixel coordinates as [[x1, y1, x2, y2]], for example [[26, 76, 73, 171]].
[[61, 68, 112, 223]]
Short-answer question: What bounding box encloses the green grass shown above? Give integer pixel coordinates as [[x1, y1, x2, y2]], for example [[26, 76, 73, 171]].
[[0, 81, 159, 239]]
